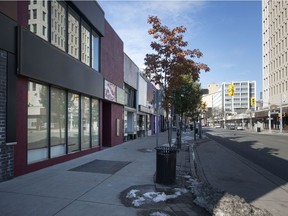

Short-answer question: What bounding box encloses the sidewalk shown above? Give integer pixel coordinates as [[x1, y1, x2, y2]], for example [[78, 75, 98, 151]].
[[193, 132, 288, 216], [0, 131, 208, 216]]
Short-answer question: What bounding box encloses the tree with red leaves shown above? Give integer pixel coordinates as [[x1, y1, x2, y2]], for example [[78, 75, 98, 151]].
[[144, 15, 209, 145]]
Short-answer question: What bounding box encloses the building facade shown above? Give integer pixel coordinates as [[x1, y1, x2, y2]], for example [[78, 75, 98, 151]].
[[260, 0, 288, 131], [123, 54, 138, 141], [0, 0, 164, 181], [0, 0, 130, 181], [101, 20, 125, 147], [262, 0, 288, 107]]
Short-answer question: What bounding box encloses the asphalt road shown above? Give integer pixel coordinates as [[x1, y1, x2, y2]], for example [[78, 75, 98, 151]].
[[204, 128, 288, 182]]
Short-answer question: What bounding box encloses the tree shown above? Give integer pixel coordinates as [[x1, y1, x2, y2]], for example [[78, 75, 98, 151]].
[[172, 76, 202, 145], [144, 16, 209, 145]]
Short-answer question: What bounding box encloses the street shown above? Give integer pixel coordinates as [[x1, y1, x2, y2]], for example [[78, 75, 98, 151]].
[[204, 128, 288, 182]]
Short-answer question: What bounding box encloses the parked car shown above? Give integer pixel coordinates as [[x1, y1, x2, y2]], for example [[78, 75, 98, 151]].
[[237, 126, 244, 130], [228, 125, 236, 130]]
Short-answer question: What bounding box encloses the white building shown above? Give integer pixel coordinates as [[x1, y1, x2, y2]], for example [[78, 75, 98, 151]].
[[203, 81, 256, 127], [222, 81, 256, 114]]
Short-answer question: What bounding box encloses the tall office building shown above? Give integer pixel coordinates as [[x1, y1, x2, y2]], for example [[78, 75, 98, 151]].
[[262, 0, 288, 107]]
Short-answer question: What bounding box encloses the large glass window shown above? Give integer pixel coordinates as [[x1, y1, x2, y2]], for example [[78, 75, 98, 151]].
[[27, 83, 99, 163], [27, 0, 101, 72], [68, 9, 79, 59], [51, 0, 66, 51], [81, 22, 90, 66], [81, 96, 90, 149], [50, 87, 66, 158], [68, 93, 80, 153], [92, 31, 100, 71], [27, 82, 49, 164], [91, 99, 99, 147]]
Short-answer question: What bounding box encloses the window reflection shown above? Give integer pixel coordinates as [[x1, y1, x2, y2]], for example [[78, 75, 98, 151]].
[[92, 31, 99, 71], [50, 87, 66, 158], [27, 82, 49, 164], [81, 96, 90, 149], [91, 99, 99, 147], [81, 22, 90, 66], [51, 0, 66, 51], [68, 9, 79, 59], [68, 93, 80, 153], [28, 0, 48, 40], [27, 82, 100, 162]]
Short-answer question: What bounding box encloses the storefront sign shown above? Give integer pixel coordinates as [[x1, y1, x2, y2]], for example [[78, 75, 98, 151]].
[[139, 105, 154, 114], [104, 80, 116, 102]]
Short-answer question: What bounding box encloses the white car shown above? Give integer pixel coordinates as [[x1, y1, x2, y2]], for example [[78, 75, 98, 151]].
[[236, 126, 244, 130]]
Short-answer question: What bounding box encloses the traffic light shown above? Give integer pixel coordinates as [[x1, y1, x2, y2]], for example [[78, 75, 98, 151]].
[[227, 84, 235, 96], [250, 97, 255, 107], [201, 101, 207, 111]]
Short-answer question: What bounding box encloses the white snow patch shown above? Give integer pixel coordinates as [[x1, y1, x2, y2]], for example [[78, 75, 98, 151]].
[[126, 189, 139, 198], [128, 187, 188, 207], [150, 211, 169, 216], [132, 196, 146, 207]]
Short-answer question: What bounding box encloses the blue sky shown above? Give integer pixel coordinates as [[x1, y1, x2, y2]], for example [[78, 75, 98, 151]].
[[98, 0, 262, 98]]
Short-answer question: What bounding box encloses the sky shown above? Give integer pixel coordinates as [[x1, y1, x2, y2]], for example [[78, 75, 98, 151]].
[[97, 0, 262, 99]]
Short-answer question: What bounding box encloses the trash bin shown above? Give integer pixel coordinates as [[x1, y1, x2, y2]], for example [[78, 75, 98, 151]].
[[155, 146, 178, 185], [257, 127, 261, 132]]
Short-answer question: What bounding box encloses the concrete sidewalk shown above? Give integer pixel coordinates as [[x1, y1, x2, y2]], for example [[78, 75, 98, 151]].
[[193, 133, 288, 216], [0, 131, 208, 216]]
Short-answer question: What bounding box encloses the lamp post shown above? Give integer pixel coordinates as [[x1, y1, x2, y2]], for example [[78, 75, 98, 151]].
[[268, 108, 271, 133], [280, 94, 287, 133]]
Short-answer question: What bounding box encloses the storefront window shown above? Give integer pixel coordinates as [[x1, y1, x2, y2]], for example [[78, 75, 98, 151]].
[[27, 83, 98, 162], [91, 99, 99, 147], [92, 31, 99, 71], [50, 87, 66, 158], [51, 0, 66, 51], [68, 93, 80, 153], [81, 96, 90, 149], [27, 82, 49, 164]]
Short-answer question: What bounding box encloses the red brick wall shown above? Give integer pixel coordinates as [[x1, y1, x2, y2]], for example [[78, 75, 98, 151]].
[[101, 20, 124, 147], [101, 20, 124, 87]]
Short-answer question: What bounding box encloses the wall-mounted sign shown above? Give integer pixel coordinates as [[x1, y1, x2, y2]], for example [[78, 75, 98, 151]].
[[104, 80, 116, 102], [139, 105, 154, 114]]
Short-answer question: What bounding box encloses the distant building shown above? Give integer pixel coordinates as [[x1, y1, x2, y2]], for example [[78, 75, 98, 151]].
[[207, 83, 220, 94], [203, 81, 256, 127], [222, 81, 256, 114]]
